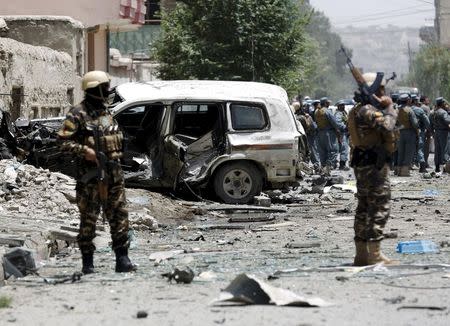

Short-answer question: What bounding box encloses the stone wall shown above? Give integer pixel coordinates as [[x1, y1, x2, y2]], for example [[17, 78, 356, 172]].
[[0, 38, 77, 120]]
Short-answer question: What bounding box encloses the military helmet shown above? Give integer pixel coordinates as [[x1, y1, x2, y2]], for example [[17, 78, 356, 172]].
[[336, 100, 345, 106], [82, 71, 111, 91], [362, 72, 386, 87]]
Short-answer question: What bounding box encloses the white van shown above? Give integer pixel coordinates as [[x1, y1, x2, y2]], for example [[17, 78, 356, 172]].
[[111, 80, 306, 204]]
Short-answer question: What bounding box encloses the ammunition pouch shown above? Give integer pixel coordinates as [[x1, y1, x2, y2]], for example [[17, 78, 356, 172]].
[[351, 147, 391, 170]]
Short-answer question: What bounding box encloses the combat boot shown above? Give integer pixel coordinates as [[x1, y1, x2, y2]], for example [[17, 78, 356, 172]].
[[367, 241, 397, 265], [339, 161, 350, 171], [81, 252, 94, 274], [353, 240, 369, 266], [435, 165, 440, 173], [114, 247, 136, 273], [419, 162, 427, 173]]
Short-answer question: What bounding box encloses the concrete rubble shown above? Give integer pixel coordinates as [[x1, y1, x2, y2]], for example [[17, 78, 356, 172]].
[[0, 158, 449, 325]]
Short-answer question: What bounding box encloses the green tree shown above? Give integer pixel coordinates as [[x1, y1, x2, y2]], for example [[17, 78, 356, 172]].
[[153, 0, 312, 95], [304, 9, 354, 100], [407, 44, 450, 100]]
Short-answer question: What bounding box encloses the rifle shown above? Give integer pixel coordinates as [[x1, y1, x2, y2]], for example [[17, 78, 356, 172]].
[[340, 46, 385, 108], [92, 124, 109, 224]]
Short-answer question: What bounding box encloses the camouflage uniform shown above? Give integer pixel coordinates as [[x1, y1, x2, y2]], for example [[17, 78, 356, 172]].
[[58, 100, 129, 254], [348, 103, 398, 241]]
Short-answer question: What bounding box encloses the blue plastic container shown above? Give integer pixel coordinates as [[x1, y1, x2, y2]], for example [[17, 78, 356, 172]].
[[396, 240, 440, 254]]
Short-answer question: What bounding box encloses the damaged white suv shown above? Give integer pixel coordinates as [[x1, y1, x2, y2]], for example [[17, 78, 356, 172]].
[[111, 80, 305, 204]]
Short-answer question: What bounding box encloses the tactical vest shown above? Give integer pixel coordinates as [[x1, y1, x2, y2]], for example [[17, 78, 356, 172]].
[[315, 108, 330, 129], [348, 104, 397, 154], [397, 106, 412, 129], [79, 103, 124, 160]]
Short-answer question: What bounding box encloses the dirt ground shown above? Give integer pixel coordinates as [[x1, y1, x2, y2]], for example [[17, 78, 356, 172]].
[[1, 166, 449, 326]]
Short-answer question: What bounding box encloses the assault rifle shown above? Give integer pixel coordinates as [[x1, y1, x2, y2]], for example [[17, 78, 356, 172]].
[[340, 46, 396, 108], [92, 125, 108, 223]]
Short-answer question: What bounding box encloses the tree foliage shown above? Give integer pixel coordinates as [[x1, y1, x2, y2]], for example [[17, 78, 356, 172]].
[[154, 0, 312, 94], [303, 9, 354, 99], [407, 44, 450, 100], [153, 0, 352, 99]]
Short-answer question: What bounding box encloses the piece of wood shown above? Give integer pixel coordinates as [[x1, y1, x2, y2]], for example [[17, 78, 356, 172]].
[[48, 229, 78, 242], [287, 203, 342, 207], [285, 242, 321, 249], [228, 215, 275, 223], [199, 204, 287, 213], [196, 224, 246, 230]]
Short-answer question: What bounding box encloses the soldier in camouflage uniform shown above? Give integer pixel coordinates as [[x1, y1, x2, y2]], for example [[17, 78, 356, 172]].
[[348, 73, 399, 266], [58, 71, 135, 274]]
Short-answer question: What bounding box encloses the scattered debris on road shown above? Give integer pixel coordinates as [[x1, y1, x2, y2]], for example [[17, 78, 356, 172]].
[[216, 274, 331, 307]]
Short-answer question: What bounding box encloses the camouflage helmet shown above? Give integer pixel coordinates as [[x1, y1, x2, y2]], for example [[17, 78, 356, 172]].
[[82, 71, 111, 91], [362, 72, 386, 87]]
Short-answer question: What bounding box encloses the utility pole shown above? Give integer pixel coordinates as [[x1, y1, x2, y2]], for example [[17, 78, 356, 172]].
[[407, 41, 413, 74]]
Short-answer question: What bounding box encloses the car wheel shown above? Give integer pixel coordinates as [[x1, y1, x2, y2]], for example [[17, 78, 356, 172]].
[[213, 161, 263, 204]]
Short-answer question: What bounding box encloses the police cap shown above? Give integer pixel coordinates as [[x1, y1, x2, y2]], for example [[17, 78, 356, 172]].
[[436, 97, 445, 106], [398, 93, 410, 103]]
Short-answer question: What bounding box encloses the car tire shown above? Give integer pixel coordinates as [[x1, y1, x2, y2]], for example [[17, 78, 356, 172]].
[[213, 161, 263, 204]]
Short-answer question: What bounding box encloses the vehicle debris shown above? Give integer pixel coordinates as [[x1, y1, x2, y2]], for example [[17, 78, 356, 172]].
[[215, 274, 331, 307], [136, 310, 148, 319], [2, 248, 36, 279], [162, 267, 195, 284]]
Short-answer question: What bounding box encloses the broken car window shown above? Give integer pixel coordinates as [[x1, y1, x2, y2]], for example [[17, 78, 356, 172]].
[[230, 104, 267, 130], [174, 104, 219, 140]]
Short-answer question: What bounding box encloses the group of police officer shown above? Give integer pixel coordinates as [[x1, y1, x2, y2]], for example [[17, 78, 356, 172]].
[[292, 97, 351, 174], [293, 93, 450, 176]]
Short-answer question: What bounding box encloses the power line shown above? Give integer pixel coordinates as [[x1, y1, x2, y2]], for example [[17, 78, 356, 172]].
[[334, 4, 430, 22], [334, 9, 434, 25]]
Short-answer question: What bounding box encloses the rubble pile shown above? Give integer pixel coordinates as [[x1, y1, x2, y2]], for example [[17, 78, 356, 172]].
[[0, 159, 78, 219]]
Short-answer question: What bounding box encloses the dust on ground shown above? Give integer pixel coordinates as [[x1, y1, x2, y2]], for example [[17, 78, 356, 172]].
[[0, 161, 449, 326]]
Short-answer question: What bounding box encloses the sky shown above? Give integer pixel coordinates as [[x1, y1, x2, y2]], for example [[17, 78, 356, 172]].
[[309, 0, 436, 28]]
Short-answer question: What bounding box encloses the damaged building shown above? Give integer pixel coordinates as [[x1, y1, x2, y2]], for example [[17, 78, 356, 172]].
[[0, 16, 84, 120]]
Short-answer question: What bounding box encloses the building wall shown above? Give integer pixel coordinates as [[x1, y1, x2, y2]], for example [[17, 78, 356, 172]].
[[2, 16, 84, 76], [0, 0, 122, 28], [0, 38, 77, 120]]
